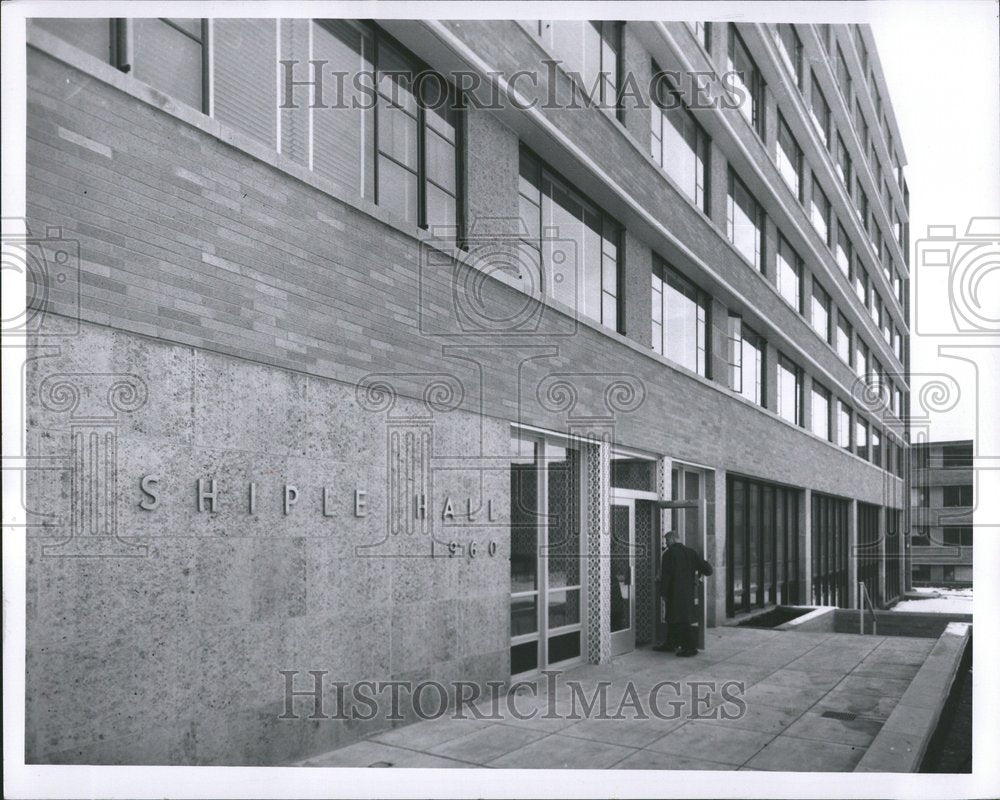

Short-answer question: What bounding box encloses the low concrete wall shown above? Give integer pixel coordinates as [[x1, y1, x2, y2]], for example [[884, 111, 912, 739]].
[[855, 622, 972, 772], [776, 606, 837, 632], [833, 610, 973, 638]]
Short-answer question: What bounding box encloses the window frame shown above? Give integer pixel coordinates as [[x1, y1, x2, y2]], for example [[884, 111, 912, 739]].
[[728, 169, 765, 270], [651, 258, 711, 377], [776, 353, 803, 426]]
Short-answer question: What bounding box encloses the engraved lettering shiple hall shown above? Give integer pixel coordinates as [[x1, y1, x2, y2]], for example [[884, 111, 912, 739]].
[[21, 17, 912, 766]]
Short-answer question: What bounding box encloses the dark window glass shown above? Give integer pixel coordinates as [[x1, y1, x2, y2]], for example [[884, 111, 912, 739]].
[[547, 631, 581, 664], [942, 527, 973, 547], [775, 24, 802, 86], [728, 26, 765, 136], [943, 485, 973, 507], [942, 444, 973, 468], [856, 417, 869, 460], [510, 641, 538, 675]]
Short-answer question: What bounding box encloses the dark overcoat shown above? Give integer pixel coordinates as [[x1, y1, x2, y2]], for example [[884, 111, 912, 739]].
[[660, 543, 713, 625]]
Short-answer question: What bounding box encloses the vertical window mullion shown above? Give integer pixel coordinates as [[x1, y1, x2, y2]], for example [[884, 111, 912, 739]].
[[417, 101, 427, 229]]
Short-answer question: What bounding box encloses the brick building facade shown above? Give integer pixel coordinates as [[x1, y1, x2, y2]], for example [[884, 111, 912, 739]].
[[23, 17, 910, 764]]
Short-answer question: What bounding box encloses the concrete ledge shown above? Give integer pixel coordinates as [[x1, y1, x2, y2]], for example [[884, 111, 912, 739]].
[[777, 606, 837, 632], [854, 621, 971, 772]]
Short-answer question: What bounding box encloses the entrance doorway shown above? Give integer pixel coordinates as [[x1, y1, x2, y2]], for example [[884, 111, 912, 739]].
[[509, 430, 585, 677]]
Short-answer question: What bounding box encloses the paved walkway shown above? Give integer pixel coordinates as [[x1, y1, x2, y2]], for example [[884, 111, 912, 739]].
[[294, 627, 936, 771]]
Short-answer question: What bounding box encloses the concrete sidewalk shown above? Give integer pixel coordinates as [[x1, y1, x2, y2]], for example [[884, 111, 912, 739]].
[[294, 627, 936, 771]]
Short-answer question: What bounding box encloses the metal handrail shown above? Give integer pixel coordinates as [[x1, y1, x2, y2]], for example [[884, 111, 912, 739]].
[[859, 581, 878, 635]]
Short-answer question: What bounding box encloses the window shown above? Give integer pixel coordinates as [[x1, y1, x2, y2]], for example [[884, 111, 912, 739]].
[[894, 326, 903, 362], [728, 170, 765, 269], [890, 381, 901, 416], [871, 357, 883, 396], [775, 24, 803, 86], [728, 26, 765, 136], [688, 21, 711, 51], [519, 147, 622, 331], [729, 316, 765, 406], [942, 444, 973, 468], [943, 485, 973, 507], [856, 417, 869, 460], [726, 476, 801, 615], [809, 73, 830, 147], [855, 100, 869, 156], [777, 354, 802, 425], [855, 178, 869, 227], [537, 21, 623, 119], [810, 176, 831, 244], [812, 383, 831, 440], [651, 260, 709, 376], [374, 33, 463, 228], [38, 17, 208, 111], [776, 114, 803, 199], [871, 426, 882, 467], [650, 70, 710, 211], [35, 19, 465, 226], [853, 261, 868, 305], [132, 19, 208, 112], [835, 224, 852, 276], [942, 527, 973, 547], [854, 26, 869, 74], [871, 291, 882, 327], [835, 134, 852, 189], [811, 281, 831, 342], [837, 400, 852, 451], [835, 45, 852, 102], [855, 338, 868, 381], [776, 235, 803, 311], [811, 492, 850, 607], [836, 313, 852, 364]]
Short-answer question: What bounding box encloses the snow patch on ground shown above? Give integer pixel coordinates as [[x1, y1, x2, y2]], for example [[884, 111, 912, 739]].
[[893, 587, 973, 614]]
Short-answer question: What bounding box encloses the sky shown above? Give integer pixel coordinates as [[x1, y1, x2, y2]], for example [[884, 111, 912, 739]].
[[866, 1, 1000, 443]]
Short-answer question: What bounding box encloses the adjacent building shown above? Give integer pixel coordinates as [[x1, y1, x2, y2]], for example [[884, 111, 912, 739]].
[[23, 17, 911, 764], [910, 440, 974, 587]]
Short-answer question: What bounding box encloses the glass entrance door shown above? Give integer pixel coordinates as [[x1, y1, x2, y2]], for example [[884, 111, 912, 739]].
[[510, 430, 584, 677], [610, 498, 635, 656]]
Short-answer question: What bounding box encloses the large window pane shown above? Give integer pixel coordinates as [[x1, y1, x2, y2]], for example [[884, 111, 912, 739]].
[[811, 383, 830, 440], [652, 261, 709, 376], [777, 354, 801, 425], [811, 282, 830, 342], [728, 171, 763, 269], [523, 147, 621, 331], [777, 235, 802, 311], [776, 115, 802, 198], [651, 74, 709, 210]]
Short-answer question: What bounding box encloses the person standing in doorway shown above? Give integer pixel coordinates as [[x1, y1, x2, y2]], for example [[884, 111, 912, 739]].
[[657, 529, 713, 656]]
